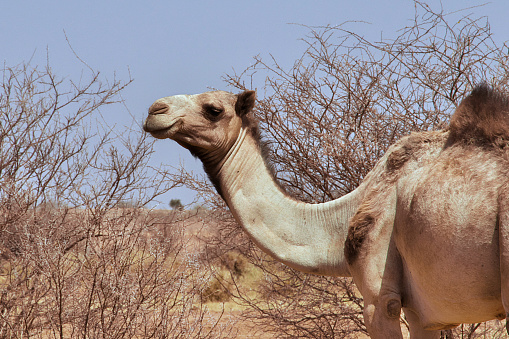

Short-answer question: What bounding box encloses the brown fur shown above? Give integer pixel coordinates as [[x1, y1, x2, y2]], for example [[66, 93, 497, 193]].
[[448, 85, 509, 147], [345, 202, 379, 265], [386, 131, 448, 174], [386, 142, 413, 173]]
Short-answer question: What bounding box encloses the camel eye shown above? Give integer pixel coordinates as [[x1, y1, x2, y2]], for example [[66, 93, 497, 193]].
[[204, 105, 223, 118]]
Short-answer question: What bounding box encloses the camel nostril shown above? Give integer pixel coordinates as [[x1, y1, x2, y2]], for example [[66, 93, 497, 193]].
[[148, 102, 169, 115]]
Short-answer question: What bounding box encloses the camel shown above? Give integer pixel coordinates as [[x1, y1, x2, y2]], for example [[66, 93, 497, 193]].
[[143, 85, 509, 338]]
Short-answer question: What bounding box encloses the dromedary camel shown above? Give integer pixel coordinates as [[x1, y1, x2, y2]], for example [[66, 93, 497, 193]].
[[143, 85, 509, 338]]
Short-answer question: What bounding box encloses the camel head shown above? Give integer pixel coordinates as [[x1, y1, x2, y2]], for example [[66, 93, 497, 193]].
[[143, 90, 256, 159]]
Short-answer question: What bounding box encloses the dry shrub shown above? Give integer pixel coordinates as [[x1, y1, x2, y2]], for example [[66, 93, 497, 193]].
[[0, 63, 231, 338]]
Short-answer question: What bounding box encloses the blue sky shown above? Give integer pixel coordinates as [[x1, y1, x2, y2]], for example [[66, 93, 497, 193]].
[[2, 1, 508, 206]]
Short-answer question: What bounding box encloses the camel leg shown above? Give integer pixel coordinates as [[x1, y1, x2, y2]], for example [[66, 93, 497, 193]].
[[499, 183, 509, 334], [403, 309, 441, 339], [347, 190, 405, 338], [351, 245, 404, 338]]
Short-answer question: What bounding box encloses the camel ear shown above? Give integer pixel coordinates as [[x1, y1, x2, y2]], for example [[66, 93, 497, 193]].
[[235, 90, 256, 116]]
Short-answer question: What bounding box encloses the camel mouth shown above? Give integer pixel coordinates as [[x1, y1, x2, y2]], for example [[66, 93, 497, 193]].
[[144, 125, 176, 139], [143, 121, 172, 133], [143, 117, 180, 139]]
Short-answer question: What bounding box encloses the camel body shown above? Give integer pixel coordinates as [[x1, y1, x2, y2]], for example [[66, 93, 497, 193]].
[[143, 86, 509, 338], [351, 129, 507, 335]]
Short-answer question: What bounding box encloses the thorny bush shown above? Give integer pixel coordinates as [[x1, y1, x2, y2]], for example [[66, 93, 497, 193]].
[[0, 63, 232, 338]]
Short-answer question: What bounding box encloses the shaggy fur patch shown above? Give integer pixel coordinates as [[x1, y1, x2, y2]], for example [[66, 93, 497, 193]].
[[344, 204, 378, 265], [385, 131, 445, 174], [386, 142, 414, 173], [448, 85, 509, 146]]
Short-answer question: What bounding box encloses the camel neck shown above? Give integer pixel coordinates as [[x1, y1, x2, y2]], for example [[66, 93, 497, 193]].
[[216, 128, 363, 276], [194, 127, 249, 198]]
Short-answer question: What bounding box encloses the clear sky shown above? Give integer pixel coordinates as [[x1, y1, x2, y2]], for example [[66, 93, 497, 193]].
[[2, 1, 508, 207]]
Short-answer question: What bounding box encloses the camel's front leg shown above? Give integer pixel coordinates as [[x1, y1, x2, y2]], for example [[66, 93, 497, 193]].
[[346, 191, 404, 338]]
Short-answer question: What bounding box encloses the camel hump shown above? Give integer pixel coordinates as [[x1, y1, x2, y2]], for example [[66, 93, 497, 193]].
[[448, 84, 509, 145]]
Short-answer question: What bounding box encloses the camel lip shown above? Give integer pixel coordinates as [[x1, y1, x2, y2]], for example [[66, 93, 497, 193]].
[[145, 126, 174, 139], [143, 123, 174, 133], [143, 114, 178, 131], [143, 119, 180, 139]]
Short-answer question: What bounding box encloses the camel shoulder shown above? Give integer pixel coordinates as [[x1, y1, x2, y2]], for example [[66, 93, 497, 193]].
[[345, 130, 447, 264]]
